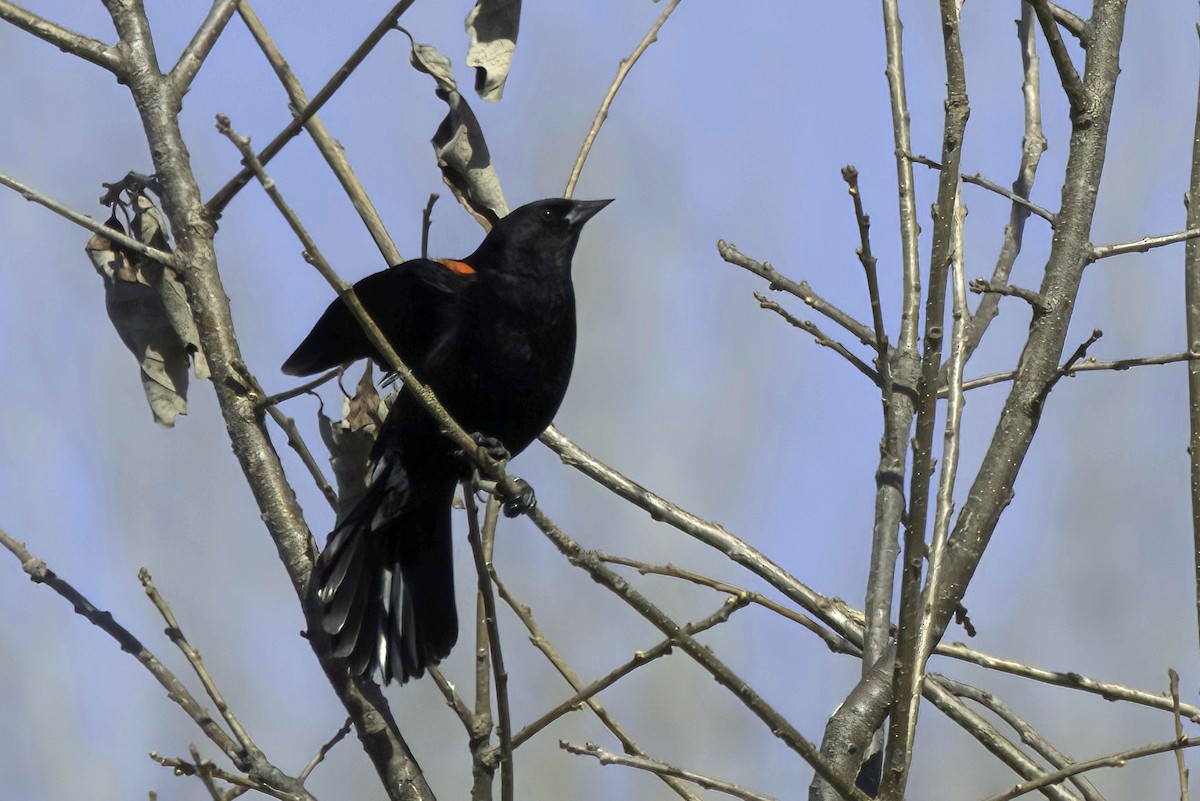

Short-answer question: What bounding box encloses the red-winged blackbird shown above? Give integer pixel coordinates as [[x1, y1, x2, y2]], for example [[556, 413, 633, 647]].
[[283, 198, 611, 683]]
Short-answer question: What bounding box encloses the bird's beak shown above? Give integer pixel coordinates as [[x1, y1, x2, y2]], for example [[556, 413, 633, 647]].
[[566, 198, 614, 226]]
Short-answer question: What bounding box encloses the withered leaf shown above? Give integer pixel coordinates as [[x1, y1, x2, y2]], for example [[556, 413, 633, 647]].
[[318, 363, 389, 522], [83, 191, 208, 426], [465, 0, 521, 102], [405, 35, 509, 229]]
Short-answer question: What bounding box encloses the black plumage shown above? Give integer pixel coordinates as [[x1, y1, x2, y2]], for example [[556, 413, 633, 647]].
[[283, 198, 611, 683]]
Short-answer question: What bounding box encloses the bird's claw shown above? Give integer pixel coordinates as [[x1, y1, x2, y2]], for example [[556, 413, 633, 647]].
[[466, 432, 511, 463], [501, 479, 536, 518]]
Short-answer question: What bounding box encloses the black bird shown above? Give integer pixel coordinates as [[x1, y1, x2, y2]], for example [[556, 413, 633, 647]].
[[283, 197, 611, 683]]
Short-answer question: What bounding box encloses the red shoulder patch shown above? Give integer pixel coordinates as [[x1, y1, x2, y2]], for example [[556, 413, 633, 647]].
[[437, 258, 476, 275]]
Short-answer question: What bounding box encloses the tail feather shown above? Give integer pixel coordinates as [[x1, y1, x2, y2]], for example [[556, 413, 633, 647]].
[[315, 462, 459, 684]]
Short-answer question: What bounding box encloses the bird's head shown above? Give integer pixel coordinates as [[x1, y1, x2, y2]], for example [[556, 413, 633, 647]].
[[469, 198, 613, 278]]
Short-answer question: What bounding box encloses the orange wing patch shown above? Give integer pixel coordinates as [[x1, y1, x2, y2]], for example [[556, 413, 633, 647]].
[[437, 258, 476, 275]]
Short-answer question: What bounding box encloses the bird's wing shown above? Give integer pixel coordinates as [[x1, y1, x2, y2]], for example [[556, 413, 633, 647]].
[[281, 259, 476, 377]]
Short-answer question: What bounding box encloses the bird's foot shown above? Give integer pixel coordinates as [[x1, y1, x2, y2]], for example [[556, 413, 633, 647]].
[[500, 478, 536, 518], [465, 433, 512, 464], [473, 476, 537, 518]]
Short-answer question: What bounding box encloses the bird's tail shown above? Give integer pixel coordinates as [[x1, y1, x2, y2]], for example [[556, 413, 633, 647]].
[[315, 465, 458, 683]]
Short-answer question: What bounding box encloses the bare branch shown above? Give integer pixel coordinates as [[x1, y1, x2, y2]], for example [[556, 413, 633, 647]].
[[1092, 228, 1200, 261], [718, 240, 878, 348], [1170, 670, 1191, 801], [842, 165, 893, 400], [1187, 16, 1200, 676], [507, 595, 749, 754], [561, 741, 779, 801], [1039, 0, 1087, 41], [421, 193, 440, 260], [882, 0, 970, 791], [753, 292, 881, 384], [909, 153, 1056, 224], [298, 717, 354, 784], [960, 6, 1048, 364], [539, 426, 868, 647], [598, 553, 855, 654], [564, 0, 682, 198], [0, 1, 123, 73], [981, 736, 1200, 801], [1028, 0, 1086, 115], [933, 675, 1105, 801], [205, 0, 417, 217], [490, 572, 704, 801], [969, 277, 1044, 309], [236, 1, 403, 265], [959, 349, 1198, 394], [935, 641, 1200, 723], [922, 679, 1085, 801], [465, 489, 512, 801], [170, 0, 239, 93], [0, 170, 178, 268]]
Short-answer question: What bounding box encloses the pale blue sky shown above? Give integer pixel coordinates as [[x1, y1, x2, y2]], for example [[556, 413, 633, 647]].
[[3, 2, 1200, 799]]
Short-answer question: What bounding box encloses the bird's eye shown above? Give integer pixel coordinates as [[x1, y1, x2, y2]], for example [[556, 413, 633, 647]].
[[542, 208, 554, 219]]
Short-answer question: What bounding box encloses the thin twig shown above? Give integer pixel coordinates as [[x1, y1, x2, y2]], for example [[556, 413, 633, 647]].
[[753, 292, 881, 384], [1187, 18, 1200, 686], [539, 425, 867, 647], [0, 527, 245, 766], [882, 0, 970, 793], [718, 240, 878, 348], [260, 368, 342, 407], [205, 0, 417, 217], [0, 1, 124, 73], [1171, 669, 1191, 801], [564, 0, 682, 197], [933, 674, 1106, 801], [970, 278, 1044, 310], [298, 717, 354, 783], [236, 1, 403, 265], [1028, 0, 1086, 115], [842, 165, 892, 399], [426, 666, 475, 734], [169, 0, 239, 93], [935, 640, 1200, 723], [921, 679, 1085, 801], [561, 741, 779, 801], [1039, 0, 1087, 40], [139, 569, 259, 760], [1039, 328, 1103, 403], [465, 489, 512, 801], [911, 184, 968, 763], [908, 154, 1056, 225], [0, 170, 178, 267], [981, 736, 1200, 801], [1092, 228, 1200, 261], [421, 193, 440, 260], [490, 572, 705, 801], [598, 553, 855, 654], [506, 595, 749, 754], [958, 350, 1199, 394], [960, 5, 1048, 365]]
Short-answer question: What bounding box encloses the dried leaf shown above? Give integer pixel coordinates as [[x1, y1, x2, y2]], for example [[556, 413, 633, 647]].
[[465, 0, 521, 102], [84, 190, 208, 426], [132, 194, 210, 379], [406, 35, 509, 228], [318, 364, 389, 522]]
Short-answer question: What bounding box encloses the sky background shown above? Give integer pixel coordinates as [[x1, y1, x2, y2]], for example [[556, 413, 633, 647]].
[[2, 1, 1200, 799]]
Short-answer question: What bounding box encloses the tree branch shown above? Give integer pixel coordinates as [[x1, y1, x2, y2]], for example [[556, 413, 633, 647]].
[[561, 741, 778, 801], [169, 0, 239, 94], [0, 1, 124, 74], [235, 0, 403, 265], [564, 0, 682, 198], [718, 240, 878, 349]]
